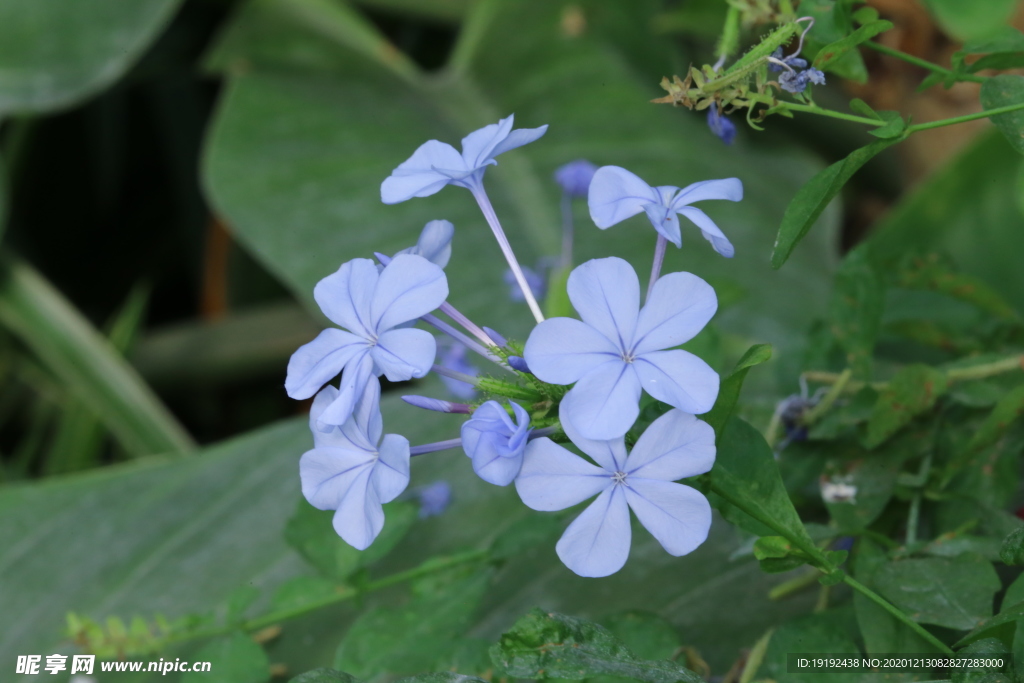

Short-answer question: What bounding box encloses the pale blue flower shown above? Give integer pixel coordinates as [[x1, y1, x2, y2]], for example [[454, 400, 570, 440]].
[[588, 166, 743, 257], [395, 219, 454, 268], [412, 480, 453, 518], [300, 379, 410, 550], [768, 47, 808, 72], [461, 400, 531, 486], [555, 159, 598, 198], [523, 257, 719, 440], [380, 115, 548, 203], [516, 406, 715, 577], [780, 68, 825, 93], [706, 103, 736, 145], [285, 254, 448, 426]]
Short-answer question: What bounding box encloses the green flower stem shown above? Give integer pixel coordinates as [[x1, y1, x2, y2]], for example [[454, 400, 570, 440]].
[[782, 102, 887, 127], [803, 354, 1024, 392], [801, 368, 852, 426], [907, 101, 1024, 133], [863, 41, 987, 84], [158, 548, 489, 649], [708, 481, 954, 655], [842, 575, 952, 654]]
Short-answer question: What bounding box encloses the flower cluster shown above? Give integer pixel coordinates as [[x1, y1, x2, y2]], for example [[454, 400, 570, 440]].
[[286, 115, 744, 577]]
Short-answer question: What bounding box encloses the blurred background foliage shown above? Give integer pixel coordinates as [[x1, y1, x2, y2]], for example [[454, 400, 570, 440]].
[[1, 0, 1023, 681]]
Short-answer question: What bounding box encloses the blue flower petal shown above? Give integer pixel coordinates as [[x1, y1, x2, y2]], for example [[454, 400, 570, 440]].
[[396, 219, 454, 268], [371, 254, 448, 332], [566, 257, 640, 348], [562, 360, 641, 440], [460, 116, 515, 168], [588, 166, 660, 228], [461, 400, 531, 486], [671, 178, 743, 207], [558, 398, 629, 471], [333, 467, 383, 550], [623, 479, 711, 556], [316, 353, 375, 426], [381, 140, 466, 203], [643, 201, 682, 247], [340, 375, 383, 449], [524, 317, 620, 384], [285, 328, 369, 400], [556, 486, 631, 577], [677, 206, 736, 258], [313, 258, 378, 337], [516, 437, 611, 510], [554, 159, 598, 197], [633, 272, 717, 355], [371, 328, 436, 381], [489, 124, 549, 158], [634, 350, 719, 415], [625, 410, 715, 481], [300, 447, 374, 514], [374, 433, 411, 503]]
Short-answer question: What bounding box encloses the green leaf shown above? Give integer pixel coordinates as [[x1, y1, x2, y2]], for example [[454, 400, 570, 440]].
[[853, 539, 941, 655], [968, 385, 1024, 453], [866, 112, 908, 140], [999, 527, 1024, 565], [202, 0, 840, 395], [334, 570, 491, 678], [289, 669, 364, 683], [981, 75, 1024, 156], [812, 20, 895, 71], [754, 613, 861, 683], [600, 611, 682, 661], [285, 497, 418, 581], [865, 364, 948, 448], [959, 27, 1024, 72], [703, 343, 772, 437], [801, 0, 869, 82], [829, 244, 886, 378], [0, 0, 183, 114], [181, 632, 270, 683], [272, 576, 339, 612], [921, 0, 1019, 42], [396, 675, 488, 683], [544, 265, 573, 319], [773, 139, 901, 269], [872, 555, 1000, 630], [894, 253, 1020, 321], [0, 257, 194, 456], [868, 132, 1024, 313], [950, 638, 1012, 683], [490, 609, 702, 683], [954, 600, 1024, 649], [709, 417, 813, 546], [488, 513, 564, 561]]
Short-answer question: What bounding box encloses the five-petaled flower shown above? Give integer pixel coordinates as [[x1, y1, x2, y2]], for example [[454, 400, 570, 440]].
[[285, 254, 448, 427], [516, 405, 715, 577], [588, 165, 742, 257], [461, 400, 532, 486], [300, 380, 410, 550], [524, 257, 719, 440], [380, 115, 548, 203]]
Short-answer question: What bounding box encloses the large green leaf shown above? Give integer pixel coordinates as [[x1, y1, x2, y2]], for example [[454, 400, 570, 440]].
[[921, 0, 1019, 42], [868, 132, 1024, 313], [202, 0, 839, 391], [981, 75, 1024, 156], [0, 0, 183, 114], [0, 258, 194, 456]]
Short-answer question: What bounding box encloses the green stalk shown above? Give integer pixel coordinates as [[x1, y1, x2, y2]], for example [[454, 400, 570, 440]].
[[907, 101, 1024, 133], [863, 42, 987, 84], [783, 102, 887, 127], [708, 481, 953, 654], [803, 354, 1024, 392]]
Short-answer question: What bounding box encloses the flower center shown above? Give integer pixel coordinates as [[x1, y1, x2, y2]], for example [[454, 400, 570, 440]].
[[621, 351, 635, 363], [612, 471, 628, 485]]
